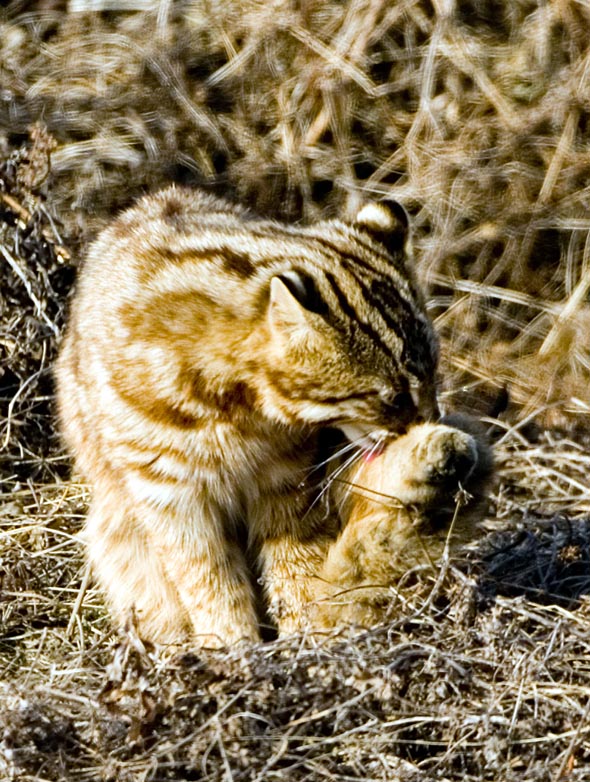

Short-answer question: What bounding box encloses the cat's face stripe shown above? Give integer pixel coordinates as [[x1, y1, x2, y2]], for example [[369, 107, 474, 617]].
[[322, 271, 402, 370]]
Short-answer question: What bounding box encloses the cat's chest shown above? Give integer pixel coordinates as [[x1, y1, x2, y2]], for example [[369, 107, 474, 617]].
[[162, 418, 315, 491]]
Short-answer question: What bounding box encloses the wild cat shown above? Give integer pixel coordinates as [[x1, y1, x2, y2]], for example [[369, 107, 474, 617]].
[[56, 187, 490, 646]]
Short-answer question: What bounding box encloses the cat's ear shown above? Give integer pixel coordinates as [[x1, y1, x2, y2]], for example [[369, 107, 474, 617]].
[[269, 276, 308, 332], [268, 272, 325, 340], [353, 200, 411, 258]]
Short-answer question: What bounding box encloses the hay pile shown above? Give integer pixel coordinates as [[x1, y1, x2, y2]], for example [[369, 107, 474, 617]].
[[1, 1, 590, 779]]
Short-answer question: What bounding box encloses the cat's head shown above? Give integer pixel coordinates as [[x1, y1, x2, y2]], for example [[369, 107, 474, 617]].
[[260, 200, 439, 450]]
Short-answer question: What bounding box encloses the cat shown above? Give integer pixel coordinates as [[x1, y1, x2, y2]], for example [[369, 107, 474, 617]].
[[56, 186, 489, 646]]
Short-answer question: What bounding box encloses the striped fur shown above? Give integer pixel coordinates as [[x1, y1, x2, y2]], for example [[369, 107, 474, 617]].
[[56, 186, 449, 646]]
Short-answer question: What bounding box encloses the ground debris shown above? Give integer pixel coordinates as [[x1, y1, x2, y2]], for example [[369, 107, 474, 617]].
[[0, 125, 75, 482], [1, 450, 590, 780], [478, 514, 590, 606]]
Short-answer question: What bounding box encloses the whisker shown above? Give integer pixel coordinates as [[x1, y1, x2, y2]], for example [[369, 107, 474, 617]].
[[301, 447, 363, 520], [300, 438, 360, 484], [367, 434, 385, 458], [319, 448, 363, 503], [339, 430, 387, 508], [333, 478, 405, 507], [302, 427, 390, 522], [330, 429, 388, 514]]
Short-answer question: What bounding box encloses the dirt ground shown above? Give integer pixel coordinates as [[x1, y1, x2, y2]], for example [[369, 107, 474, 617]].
[[1, 1, 590, 780]]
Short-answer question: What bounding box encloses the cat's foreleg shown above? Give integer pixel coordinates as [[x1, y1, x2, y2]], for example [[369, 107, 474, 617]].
[[251, 488, 335, 636], [147, 499, 261, 647], [86, 485, 192, 643], [308, 420, 492, 629]]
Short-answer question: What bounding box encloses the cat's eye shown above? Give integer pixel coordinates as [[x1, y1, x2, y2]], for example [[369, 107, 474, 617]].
[[380, 390, 414, 413]]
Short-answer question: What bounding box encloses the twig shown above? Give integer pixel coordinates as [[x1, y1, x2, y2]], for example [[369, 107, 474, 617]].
[[65, 563, 92, 641], [1, 192, 71, 262], [0, 243, 60, 337]]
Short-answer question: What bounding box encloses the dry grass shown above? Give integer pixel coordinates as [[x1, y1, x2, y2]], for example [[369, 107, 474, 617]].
[[2, 445, 590, 781], [1, 1, 590, 780]]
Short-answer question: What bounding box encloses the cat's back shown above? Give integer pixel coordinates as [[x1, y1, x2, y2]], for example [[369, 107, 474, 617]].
[[58, 187, 260, 398], [72, 187, 250, 304], [70, 186, 422, 326]]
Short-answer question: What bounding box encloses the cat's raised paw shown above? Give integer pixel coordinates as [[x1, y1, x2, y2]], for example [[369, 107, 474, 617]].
[[414, 427, 479, 487]]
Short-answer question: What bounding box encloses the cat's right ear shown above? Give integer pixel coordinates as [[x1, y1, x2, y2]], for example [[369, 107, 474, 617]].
[[352, 200, 411, 258]]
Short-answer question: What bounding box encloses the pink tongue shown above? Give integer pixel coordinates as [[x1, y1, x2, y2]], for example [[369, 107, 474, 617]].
[[362, 443, 384, 463]]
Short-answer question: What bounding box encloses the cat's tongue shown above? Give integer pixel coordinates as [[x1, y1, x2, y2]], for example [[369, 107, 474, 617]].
[[340, 425, 385, 462], [361, 442, 385, 463]]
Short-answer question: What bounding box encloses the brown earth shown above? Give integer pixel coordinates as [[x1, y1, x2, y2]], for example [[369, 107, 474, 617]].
[[1, 2, 590, 780]]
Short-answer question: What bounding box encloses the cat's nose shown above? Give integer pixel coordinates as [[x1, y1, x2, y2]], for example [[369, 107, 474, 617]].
[[379, 385, 438, 429], [413, 385, 440, 423]]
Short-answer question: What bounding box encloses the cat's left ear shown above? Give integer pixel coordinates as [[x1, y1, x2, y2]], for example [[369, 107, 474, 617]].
[[352, 200, 411, 258], [269, 276, 307, 332], [268, 270, 328, 343]]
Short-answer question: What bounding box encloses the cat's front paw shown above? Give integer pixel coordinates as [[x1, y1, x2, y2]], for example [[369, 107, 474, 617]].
[[315, 416, 494, 624], [344, 416, 493, 528], [412, 427, 479, 488]]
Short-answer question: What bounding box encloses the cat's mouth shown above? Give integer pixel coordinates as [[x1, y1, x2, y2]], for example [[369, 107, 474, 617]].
[[339, 424, 388, 461]]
